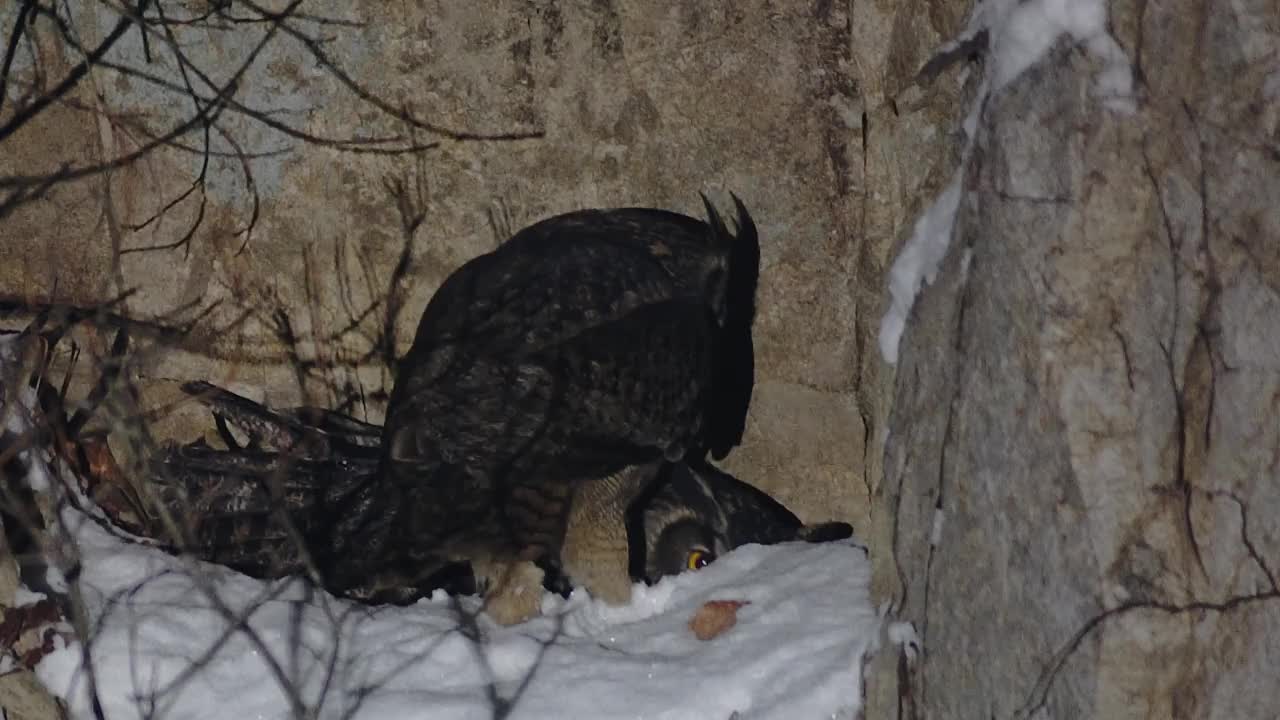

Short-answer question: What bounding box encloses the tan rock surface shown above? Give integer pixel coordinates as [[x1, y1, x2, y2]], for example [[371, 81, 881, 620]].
[[1, 1, 971, 718], [0, 1, 965, 523]]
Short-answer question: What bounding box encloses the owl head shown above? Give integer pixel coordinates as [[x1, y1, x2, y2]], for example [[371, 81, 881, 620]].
[[628, 459, 854, 585], [645, 514, 728, 581]]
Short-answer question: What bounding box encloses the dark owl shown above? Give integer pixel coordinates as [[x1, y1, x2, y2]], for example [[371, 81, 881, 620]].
[[143, 382, 384, 587], [434, 460, 857, 598], [141, 382, 851, 605], [149, 198, 761, 624], [351, 195, 761, 624], [628, 459, 855, 584]]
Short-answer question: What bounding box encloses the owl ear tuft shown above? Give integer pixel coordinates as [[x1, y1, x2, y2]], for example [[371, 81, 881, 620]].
[[728, 191, 756, 245], [700, 192, 732, 250]]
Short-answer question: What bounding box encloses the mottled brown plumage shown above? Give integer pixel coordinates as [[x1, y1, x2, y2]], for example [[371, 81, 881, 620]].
[[142, 199, 760, 621], [338, 196, 761, 622], [629, 459, 855, 584], [141, 383, 852, 606]]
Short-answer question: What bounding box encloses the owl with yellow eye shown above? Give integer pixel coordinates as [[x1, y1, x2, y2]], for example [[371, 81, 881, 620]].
[[624, 458, 855, 585], [141, 382, 852, 607]]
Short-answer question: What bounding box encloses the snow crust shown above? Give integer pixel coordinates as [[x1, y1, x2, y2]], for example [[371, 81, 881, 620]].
[[32, 506, 880, 720]]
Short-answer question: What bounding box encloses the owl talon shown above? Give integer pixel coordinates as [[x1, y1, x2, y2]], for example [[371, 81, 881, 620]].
[[480, 559, 545, 626], [584, 566, 634, 605], [561, 544, 634, 606]]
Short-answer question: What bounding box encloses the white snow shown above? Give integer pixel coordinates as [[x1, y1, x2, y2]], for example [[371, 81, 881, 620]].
[[0, 328, 885, 720], [12, 586, 48, 606], [878, 0, 1135, 364], [929, 507, 946, 548], [878, 172, 964, 365], [33, 509, 880, 720], [884, 621, 921, 662], [43, 566, 68, 594]]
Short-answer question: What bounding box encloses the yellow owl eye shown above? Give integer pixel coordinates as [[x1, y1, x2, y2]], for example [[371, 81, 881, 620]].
[[687, 550, 712, 570]]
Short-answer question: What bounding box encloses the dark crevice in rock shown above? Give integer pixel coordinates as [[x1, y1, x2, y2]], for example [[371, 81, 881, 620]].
[[1014, 561, 1280, 720], [811, 0, 858, 201], [889, 428, 915, 613], [1202, 488, 1279, 593], [1108, 311, 1136, 392], [916, 228, 979, 715], [1140, 139, 1210, 582]]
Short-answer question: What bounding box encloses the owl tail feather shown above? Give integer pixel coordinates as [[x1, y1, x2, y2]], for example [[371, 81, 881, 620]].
[[796, 521, 855, 544]]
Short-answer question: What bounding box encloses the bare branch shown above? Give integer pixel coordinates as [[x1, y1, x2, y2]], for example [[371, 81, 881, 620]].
[[0, 0, 153, 144]]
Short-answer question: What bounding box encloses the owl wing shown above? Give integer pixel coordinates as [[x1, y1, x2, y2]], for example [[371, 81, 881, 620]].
[[700, 196, 759, 460], [389, 199, 759, 463], [507, 202, 760, 466], [689, 459, 807, 547], [394, 212, 694, 379], [379, 198, 759, 572], [148, 439, 376, 576], [384, 298, 719, 557], [694, 461, 854, 547]]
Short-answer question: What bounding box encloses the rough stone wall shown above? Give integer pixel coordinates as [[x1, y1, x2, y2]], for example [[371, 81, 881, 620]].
[[15, 2, 1279, 719], [881, 1, 1280, 718], [0, 5, 984, 713], [44, 1, 1280, 719], [0, 1, 968, 533], [0, 5, 974, 711]]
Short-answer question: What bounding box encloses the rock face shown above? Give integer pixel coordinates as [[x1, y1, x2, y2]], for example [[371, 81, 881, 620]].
[[0, 3, 970, 716], [0, 1, 965, 536], [11, 0, 1278, 718], [881, 1, 1280, 718]]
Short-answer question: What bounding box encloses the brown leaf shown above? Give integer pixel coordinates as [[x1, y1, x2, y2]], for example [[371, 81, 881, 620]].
[[689, 599, 750, 641], [0, 599, 73, 670], [65, 435, 145, 533]]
